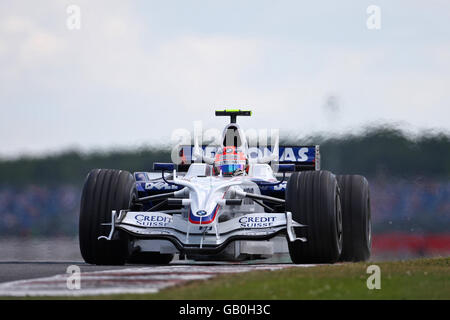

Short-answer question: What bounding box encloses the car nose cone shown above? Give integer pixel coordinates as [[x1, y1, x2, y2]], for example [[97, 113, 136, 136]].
[[196, 210, 207, 216]]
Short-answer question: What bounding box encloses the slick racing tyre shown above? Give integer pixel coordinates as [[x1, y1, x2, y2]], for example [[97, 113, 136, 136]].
[[336, 175, 371, 262], [286, 171, 343, 264], [79, 169, 136, 265]]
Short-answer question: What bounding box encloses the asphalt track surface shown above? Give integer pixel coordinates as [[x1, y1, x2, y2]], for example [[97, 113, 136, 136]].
[[0, 261, 138, 283]]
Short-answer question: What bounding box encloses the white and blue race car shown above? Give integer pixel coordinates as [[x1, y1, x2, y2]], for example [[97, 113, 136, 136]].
[[79, 110, 371, 265]]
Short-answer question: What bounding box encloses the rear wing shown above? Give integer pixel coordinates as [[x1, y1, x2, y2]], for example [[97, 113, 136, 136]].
[[177, 145, 320, 172]]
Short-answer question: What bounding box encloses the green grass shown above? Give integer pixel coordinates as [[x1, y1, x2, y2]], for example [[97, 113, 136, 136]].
[[104, 257, 449, 300], [4, 257, 450, 300]]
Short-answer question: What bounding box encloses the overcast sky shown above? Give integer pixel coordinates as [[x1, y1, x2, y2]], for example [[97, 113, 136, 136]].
[[1, 1, 449, 158]]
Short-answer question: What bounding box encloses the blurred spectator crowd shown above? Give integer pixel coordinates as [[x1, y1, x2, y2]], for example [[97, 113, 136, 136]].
[[0, 185, 79, 236], [370, 177, 450, 233]]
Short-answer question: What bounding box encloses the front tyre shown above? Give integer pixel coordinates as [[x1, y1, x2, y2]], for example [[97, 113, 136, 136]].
[[336, 175, 371, 262], [79, 169, 136, 265], [286, 171, 343, 264]]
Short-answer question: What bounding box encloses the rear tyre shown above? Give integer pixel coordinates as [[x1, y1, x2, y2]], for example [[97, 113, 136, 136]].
[[336, 175, 371, 262], [286, 171, 343, 264], [79, 169, 136, 265]]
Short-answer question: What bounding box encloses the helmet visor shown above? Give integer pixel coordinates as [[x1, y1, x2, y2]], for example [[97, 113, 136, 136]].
[[219, 164, 245, 175]]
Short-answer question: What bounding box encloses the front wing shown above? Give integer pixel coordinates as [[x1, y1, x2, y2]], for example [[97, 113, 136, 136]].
[[99, 210, 306, 254]]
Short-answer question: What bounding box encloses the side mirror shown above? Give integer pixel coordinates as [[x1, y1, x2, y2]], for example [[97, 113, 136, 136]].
[[278, 164, 295, 173], [153, 163, 175, 171]]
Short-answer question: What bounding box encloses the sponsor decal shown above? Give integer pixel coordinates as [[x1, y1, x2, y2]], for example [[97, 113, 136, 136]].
[[145, 182, 179, 190], [259, 181, 287, 191], [183, 146, 315, 163], [239, 216, 277, 228], [273, 181, 287, 191], [279, 147, 309, 162], [249, 147, 313, 162], [135, 214, 173, 227]]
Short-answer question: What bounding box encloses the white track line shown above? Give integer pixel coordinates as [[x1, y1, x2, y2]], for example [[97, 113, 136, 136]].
[[0, 264, 315, 297]]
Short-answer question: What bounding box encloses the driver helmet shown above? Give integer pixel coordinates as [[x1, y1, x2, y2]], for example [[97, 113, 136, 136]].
[[214, 146, 247, 176]]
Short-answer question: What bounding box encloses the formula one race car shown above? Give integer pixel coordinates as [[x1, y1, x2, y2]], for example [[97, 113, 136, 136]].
[[79, 110, 371, 265]]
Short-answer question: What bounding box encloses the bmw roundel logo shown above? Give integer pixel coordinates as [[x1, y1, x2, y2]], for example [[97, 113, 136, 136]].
[[196, 210, 207, 216]]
